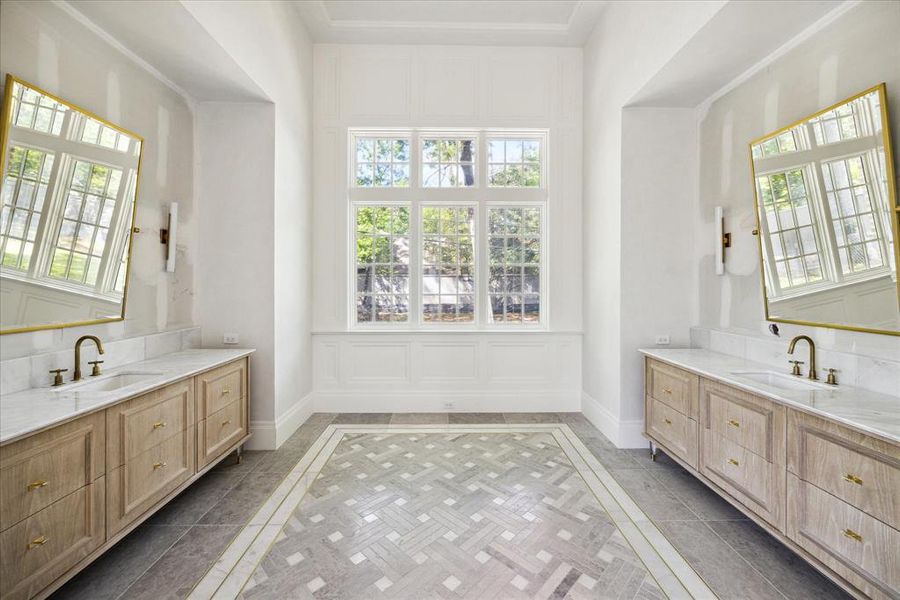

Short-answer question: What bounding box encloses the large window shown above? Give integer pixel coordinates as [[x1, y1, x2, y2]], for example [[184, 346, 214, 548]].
[[349, 129, 547, 328]]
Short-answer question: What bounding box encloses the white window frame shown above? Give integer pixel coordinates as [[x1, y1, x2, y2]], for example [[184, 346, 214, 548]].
[[348, 128, 549, 330], [0, 91, 140, 303]]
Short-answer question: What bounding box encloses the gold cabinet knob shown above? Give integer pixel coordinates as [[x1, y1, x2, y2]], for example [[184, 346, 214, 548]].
[[152, 421, 167, 430], [27, 535, 49, 549], [843, 474, 863, 486], [842, 528, 863, 542], [727, 458, 740, 466], [152, 462, 167, 470], [663, 418, 672, 425], [27, 480, 49, 491], [727, 419, 740, 428]]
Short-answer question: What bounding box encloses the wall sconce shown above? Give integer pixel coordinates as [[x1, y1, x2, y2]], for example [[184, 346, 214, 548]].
[[160, 202, 178, 273], [715, 206, 731, 276]]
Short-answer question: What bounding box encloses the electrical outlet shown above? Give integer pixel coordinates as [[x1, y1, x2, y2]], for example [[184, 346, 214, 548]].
[[443, 402, 454, 410], [223, 332, 240, 345], [655, 335, 670, 346]]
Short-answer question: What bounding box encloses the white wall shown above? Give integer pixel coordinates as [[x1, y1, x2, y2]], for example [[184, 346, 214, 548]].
[[311, 44, 583, 412], [696, 0, 900, 361], [581, 1, 725, 446], [0, 0, 195, 359], [183, 1, 315, 448]]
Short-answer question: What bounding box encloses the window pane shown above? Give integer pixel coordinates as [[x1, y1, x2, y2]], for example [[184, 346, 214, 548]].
[[48, 159, 123, 285], [355, 205, 410, 322], [422, 207, 476, 323], [488, 207, 541, 323], [9, 82, 68, 136], [420, 138, 476, 187], [756, 168, 825, 290], [354, 137, 410, 187], [0, 145, 54, 271], [487, 138, 541, 187], [823, 155, 884, 276]]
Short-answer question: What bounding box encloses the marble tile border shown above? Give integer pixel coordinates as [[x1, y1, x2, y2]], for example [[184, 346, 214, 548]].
[[188, 424, 716, 600]]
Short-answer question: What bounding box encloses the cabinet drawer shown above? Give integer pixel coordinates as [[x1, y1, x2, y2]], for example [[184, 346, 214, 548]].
[[646, 358, 699, 418], [700, 378, 785, 463], [198, 397, 247, 469], [0, 412, 104, 531], [107, 427, 194, 535], [107, 379, 194, 468], [787, 475, 899, 600], [0, 480, 104, 600], [701, 430, 786, 530], [196, 358, 247, 419], [788, 410, 900, 530], [645, 396, 698, 469]]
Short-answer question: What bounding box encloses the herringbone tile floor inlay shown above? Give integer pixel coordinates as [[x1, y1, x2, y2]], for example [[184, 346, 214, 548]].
[[237, 431, 666, 599]]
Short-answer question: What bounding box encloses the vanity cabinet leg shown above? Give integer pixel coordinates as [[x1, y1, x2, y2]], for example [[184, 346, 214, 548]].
[[236, 445, 244, 465], [650, 441, 659, 462]]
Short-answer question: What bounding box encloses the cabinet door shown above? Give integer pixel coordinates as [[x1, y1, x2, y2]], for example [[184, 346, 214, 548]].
[[198, 397, 247, 469], [107, 427, 194, 535], [0, 481, 104, 600], [645, 358, 699, 418], [699, 378, 785, 463], [787, 474, 899, 600], [107, 379, 194, 469], [0, 412, 104, 530], [645, 396, 698, 469], [788, 410, 899, 530], [196, 358, 248, 420]]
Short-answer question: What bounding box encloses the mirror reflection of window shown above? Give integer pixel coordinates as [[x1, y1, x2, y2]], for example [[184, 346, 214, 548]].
[[750, 85, 899, 335], [0, 77, 143, 334]]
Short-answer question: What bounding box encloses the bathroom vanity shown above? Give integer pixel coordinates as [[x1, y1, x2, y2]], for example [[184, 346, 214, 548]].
[[642, 348, 898, 600], [0, 349, 252, 600]]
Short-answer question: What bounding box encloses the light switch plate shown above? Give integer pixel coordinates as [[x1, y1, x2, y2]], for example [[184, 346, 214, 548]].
[[223, 332, 240, 345]]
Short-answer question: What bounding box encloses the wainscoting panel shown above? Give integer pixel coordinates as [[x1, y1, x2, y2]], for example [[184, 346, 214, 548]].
[[313, 332, 581, 413]]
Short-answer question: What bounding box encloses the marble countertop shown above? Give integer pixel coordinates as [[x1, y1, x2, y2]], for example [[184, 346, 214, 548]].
[[0, 348, 255, 445], [640, 348, 899, 444]]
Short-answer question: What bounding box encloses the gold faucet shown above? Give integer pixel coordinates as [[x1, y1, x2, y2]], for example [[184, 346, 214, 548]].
[[787, 335, 817, 380], [74, 335, 105, 381]]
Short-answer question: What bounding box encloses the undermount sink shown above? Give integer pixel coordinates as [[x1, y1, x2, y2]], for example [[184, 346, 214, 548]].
[[729, 370, 831, 391], [63, 371, 163, 393]]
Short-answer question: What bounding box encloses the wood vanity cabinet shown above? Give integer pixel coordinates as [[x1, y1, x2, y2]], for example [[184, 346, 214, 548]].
[[643, 356, 900, 600], [0, 356, 250, 600]]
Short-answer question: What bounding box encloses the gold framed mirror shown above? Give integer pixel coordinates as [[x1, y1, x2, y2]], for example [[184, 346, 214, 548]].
[[0, 75, 143, 335], [749, 83, 899, 336]]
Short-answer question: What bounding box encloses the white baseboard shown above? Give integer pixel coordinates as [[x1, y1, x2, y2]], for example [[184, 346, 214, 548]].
[[312, 389, 580, 414], [581, 392, 647, 449], [246, 392, 314, 450]]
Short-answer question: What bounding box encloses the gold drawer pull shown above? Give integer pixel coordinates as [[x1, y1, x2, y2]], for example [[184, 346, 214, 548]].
[[152, 462, 167, 470], [222, 419, 232, 426], [843, 474, 863, 486], [27, 480, 49, 491], [727, 419, 740, 428], [727, 458, 739, 466], [842, 528, 863, 542], [152, 421, 167, 429], [663, 418, 672, 425], [27, 535, 49, 549], [222, 386, 231, 395], [662, 387, 672, 395]]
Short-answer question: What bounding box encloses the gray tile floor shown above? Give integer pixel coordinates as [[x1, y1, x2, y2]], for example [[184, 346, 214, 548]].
[[50, 413, 850, 600]]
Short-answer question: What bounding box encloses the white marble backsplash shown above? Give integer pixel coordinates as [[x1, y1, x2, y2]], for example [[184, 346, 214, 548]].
[[690, 327, 899, 398], [0, 326, 201, 395]]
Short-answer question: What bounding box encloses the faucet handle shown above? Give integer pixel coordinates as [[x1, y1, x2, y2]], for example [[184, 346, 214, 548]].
[[788, 360, 804, 376], [88, 360, 104, 377], [49, 368, 68, 387], [825, 368, 838, 386]]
